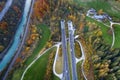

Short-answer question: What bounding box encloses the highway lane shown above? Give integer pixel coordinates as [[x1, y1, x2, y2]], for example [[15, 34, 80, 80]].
[[61, 20, 70, 80], [2, 0, 34, 79], [0, 0, 13, 21], [68, 21, 78, 80]]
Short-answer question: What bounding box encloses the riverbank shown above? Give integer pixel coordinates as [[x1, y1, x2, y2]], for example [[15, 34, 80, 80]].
[[0, 0, 34, 79], [0, 0, 26, 57], [0, 0, 34, 80]]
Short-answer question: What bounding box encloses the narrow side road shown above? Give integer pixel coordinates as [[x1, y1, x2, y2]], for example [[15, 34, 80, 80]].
[[21, 44, 57, 80], [53, 42, 63, 79], [76, 40, 87, 80]]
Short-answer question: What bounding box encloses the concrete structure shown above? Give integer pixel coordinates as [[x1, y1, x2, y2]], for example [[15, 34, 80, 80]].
[[87, 8, 112, 21]]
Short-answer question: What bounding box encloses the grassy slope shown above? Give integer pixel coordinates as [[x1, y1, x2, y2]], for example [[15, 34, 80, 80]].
[[12, 24, 51, 80], [23, 47, 56, 80], [75, 0, 120, 48], [52, 75, 60, 80], [77, 60, 84, 80], [113, 24, 120, 48], [86, 16, 112, 45], [19, 24, 60, 80], [86, 0, 120, 20], [67, 43, 72, 80], [25, 24, 51, 64], [86, 17, 120, 48]]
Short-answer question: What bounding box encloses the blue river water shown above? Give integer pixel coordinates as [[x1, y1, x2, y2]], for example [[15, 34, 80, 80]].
[[0, 0, 32, 71]]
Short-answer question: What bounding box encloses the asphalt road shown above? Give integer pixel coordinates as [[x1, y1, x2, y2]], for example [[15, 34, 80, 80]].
[[61, 20, 70, 80], [68, 21, 78, 80], [2, 0, 34, 80]]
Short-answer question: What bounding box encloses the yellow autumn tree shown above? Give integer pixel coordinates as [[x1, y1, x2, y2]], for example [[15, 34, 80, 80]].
[[98, 9, 104, 15], [0, 45, 4, 51]]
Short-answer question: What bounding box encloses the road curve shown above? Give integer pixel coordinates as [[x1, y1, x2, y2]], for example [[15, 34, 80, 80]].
[[53, 42, 63, 79], [76, 40, 87, 80], [86, 12, 120, 48], [110, 21, 115, 48], [21, 45, 57, 80], [110, 21, 120, 48], [75, 40, 84, 63], [0, 0, 13, 21]]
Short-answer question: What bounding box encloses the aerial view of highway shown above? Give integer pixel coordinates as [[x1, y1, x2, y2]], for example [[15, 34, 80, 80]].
[[67, 20, 78, 80], [60, 20, 70, 80], [0, 0, 120, 80]]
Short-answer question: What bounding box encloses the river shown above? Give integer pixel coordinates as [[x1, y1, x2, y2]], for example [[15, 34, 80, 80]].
[[0, 0, 33, 71]]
